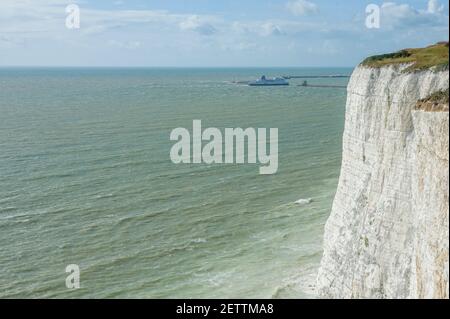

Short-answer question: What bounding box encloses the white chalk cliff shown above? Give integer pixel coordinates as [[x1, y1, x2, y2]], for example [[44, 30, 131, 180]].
[[317, 63, 449, 299]]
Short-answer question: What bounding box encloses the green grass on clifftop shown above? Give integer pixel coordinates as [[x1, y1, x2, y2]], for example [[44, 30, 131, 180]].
[[361, 42, 449, 72]]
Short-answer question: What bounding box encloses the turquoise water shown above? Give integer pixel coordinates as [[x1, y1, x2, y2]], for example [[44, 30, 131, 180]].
[[0, 68, 349, 298]]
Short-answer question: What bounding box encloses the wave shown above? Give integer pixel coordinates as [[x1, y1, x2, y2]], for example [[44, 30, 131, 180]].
[[190, 238, 207, 244], [295, 198, 313, 206], [94, 193, 115, 199], [271, 272, 317, 299]]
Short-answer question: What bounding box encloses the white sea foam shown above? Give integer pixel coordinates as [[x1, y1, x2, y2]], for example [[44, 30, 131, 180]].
[[191, 238, 207, 244], [271, 272, 317, 299], [295, 198, 313, 205], [95, 193, 114, 199]]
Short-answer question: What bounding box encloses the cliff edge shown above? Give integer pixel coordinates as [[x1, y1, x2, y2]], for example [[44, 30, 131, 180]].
[[317, 43, 449, 299]]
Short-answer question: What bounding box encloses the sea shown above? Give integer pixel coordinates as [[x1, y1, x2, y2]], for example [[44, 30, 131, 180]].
[[0, 67, 350, 298]]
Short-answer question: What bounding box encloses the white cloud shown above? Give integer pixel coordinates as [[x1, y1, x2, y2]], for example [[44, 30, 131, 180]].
[[107, 39, 142, 50], [306, 40, 343, 56], [286, 0, 318, 16], [427, 0, 444, 13], [0, 1, 219, 36], [179, 15, 217, 35], [378, 1, 448, 30], [260, 22, 283, 36], [231, 20, 323, 37], [0, 35, 25, 48]]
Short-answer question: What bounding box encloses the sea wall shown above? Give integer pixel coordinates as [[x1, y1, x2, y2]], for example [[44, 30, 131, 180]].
[[317, 64, 449, 299]]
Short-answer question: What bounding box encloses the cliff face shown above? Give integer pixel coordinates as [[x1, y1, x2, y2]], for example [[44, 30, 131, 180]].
[[317, 64, 449, 299]]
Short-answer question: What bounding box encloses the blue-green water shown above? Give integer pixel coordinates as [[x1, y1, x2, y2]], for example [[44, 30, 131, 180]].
[[0, 68, 349, 298]]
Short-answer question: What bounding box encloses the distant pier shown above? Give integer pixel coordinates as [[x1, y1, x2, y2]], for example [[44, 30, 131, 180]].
[[298, 80, 347, 88], [282, 74, 350, 79]]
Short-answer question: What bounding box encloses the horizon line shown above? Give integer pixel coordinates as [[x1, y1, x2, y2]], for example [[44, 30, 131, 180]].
[[0, 65, 355, 69]]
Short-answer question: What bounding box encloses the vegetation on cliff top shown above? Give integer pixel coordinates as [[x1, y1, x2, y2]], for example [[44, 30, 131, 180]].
[[415, 88, 449, 112], [361, 42, 449, 72]]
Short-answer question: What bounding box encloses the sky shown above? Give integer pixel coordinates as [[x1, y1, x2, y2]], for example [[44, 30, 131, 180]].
[[0, 0, 448, 67]]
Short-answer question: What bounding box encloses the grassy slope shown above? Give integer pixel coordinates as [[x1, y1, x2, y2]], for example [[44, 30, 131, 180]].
[[415, 88, 449, 112], [361, 42, 449, 72], [422, 88, 450, 104]]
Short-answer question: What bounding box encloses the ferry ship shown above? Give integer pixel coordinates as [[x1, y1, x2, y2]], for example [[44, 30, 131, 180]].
[[248, 75, 289, 86]]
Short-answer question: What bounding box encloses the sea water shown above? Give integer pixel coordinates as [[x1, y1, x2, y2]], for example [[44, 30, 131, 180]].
[[0, 67, 349, 298]]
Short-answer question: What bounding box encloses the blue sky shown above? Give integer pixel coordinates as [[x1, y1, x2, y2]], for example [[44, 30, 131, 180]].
[[0, 0, 448, 67]]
